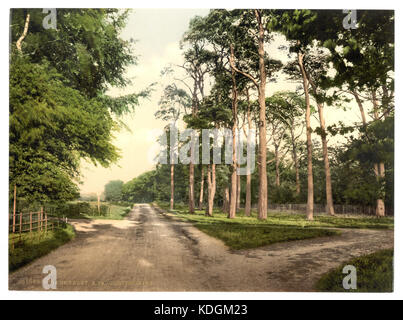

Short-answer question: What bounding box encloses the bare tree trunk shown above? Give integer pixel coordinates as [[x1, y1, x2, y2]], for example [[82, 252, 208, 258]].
[[255, 10, 268, 220], [317, 102, 335, 216], [206, 165, 212, 216], [206, 164, 216, 216], [352, 90, 367, 125], [236, 174, 241, 210], [377, 162, 386, 217], [297, 52, 314, 221], [189, 163, 195, 214], [229, 62, 238, 219], [245, 173, 252, 216], [274, 145, 280, 187], [16, 14, 30, 53], [245, 88, 252, 216], [188, 81, 198, 215], [199, 166, 204, 210], [290, 128, 300, 195], [223, 186, 230, 214], [170, 163, 174, 210], [372, 90, 386, 217]]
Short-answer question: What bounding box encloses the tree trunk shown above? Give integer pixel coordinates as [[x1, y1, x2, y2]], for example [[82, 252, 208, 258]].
[[274, 145, 280, 187], [290, 128, 300, 195], [352, 90, 367, 125], [206, 165, 212, 216], [189, 163, 195, 214], [188, 80, 198, 215], [199, 166, 204, 210], [228, 45, 239, 219], [297, 52, 314, 221], [317, 102, 335, 216], [377, 162, 386, 217], [236, 174, 241, 210], [255, 10, 268, 220], [206, 164, 216, 216], [245, 173, 252, 217], [244, 88, 252, 216], [16, 14, 30, 53], [223, 186, 230, 214], [170, 163, 174, 210], [372, 90, 386, 217]]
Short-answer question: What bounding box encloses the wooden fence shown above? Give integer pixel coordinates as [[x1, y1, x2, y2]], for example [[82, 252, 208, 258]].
[[267, 203, 393, 216], [9, 207, 65, 246]]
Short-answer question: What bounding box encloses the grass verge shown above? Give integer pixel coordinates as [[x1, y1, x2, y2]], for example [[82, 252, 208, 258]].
[[196, 223, 339, 250], [155, 202, 341, 250], [81, 204, 132, 220], [315, 249, 394, 292], [9, 224, 75, 272], [157, 202, 393, 230]]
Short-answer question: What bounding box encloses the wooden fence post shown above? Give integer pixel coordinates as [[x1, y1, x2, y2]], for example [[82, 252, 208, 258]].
[[40, 207, 43, 231], [45, 210, 48, 232], [19, 212, 22, 240], [13, 185, 16, 233], [38, 211, 41, 234]]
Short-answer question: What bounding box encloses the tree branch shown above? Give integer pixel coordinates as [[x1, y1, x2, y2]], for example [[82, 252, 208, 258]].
[[16, 13, 30, 53]]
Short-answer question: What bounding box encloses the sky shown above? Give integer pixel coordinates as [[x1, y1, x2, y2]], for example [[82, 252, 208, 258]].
[[78, 9, 370, 195], [79, 9, 210, 194]]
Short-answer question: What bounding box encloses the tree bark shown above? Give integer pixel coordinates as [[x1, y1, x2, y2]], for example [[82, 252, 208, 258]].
[[236, 174, 241, 210], [229, 46, 238, 219], [189, 163, 195, 214], [255, 10, 268, 220], [307, 74, 335, 216], [317, 102, 335, 216], [371, 90, 386, 217], [206, 164, 216, 216], [188, 81, 198, 215], [244, 89, 253, 216], [274, 145, 280, 187], [352, 90, 367, 125], [223, 186, 230, 214], [199, 166, 204, 210], [290, 128, 300, 195], [170, 163, 174, 210], [297, 52, 314, 221], [16, 14, 30, 53]]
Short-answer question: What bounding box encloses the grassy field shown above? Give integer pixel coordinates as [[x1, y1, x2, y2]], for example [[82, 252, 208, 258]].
[[196, 223, 338, 250], [316, 249, 394, 292], [9, 224, 75, 272], [81, 203, 132, 220], [156, 202, 342, 249], [56, 201, 132, 220], [157, 202, 394, 229], [155, 202, 393, 250]]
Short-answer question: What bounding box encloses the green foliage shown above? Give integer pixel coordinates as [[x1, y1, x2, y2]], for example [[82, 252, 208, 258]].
[[10, 9, 145, 203], [9, 224, 75, 272], [158, 202, 393, 230], [10, 9, 135, 98], [316, 249, 393, 292], [104, 180, 124, 202], [196, 224, 338, 250]]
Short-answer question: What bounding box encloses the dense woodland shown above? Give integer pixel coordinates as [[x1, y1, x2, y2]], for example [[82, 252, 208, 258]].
[[10, 9, 394, 221]]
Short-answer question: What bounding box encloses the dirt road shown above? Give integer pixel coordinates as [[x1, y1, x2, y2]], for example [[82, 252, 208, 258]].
[[9, 204, 394, 291]]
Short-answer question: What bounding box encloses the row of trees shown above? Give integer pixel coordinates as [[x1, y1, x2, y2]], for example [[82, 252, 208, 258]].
[[141, 9, 393, 220], [9, 9, 146, 204]]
